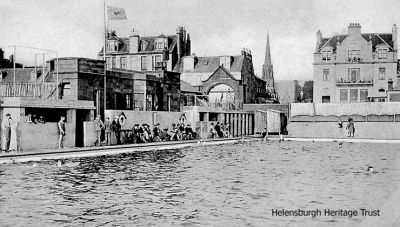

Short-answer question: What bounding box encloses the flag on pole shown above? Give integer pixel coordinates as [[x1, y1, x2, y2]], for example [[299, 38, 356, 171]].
[[107, 6, 127, 20]]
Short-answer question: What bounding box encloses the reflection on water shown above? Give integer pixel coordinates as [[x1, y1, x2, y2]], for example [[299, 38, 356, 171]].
[[1, 141, 400, 226]]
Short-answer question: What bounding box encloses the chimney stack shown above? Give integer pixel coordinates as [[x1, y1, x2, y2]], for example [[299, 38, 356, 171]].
[[316, 30, 322, 52], [348, 23, 361, 36], [176, 26, 182, 59], [393, 24, 398, 51], [129, 28, 139, 53]]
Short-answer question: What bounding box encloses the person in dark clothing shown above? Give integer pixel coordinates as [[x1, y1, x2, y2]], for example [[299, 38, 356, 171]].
[[111, 116, 121, 145], [132, 124, 139, 143], [215, 122, 223, 138], [152, 123, 161, 142]]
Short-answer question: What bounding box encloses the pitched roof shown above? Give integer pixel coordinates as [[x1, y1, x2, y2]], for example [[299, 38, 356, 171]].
[[0, 68, 43, 83], [180, 80, 202, 94], [173, 55, 245, 73], [317, 33, 394, 52]]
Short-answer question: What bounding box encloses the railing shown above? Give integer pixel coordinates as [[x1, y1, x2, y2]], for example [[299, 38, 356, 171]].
[[336, 78, 373, 86], [194, 97, 243, 110], [0, 82, 57, 99]]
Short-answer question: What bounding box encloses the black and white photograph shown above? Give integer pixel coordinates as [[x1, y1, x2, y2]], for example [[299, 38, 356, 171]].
[[1, 0, 400, 226]]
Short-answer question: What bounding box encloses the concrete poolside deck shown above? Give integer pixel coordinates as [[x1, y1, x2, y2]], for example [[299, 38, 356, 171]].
[[0, 138, 251, 164]]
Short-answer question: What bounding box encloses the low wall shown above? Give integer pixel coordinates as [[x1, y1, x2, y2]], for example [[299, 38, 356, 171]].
[[291, 103, 400, 118], [287, 122, 400, 139], [83, 121, 97, 147], [104, 110, 184, 130], [243, 104, 289, 117], [254, 110, 281, 134], [19, 122, 74, 150]]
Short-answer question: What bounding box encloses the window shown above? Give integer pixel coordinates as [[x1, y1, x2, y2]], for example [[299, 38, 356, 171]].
[[107, 41, 118, 51], [141, 42, 146, 51], [112, 57, 116, 69], [322, 96, 330, 103], [134, 93, 144, 110], [62, 83, 71, 96], [350, 89, 358, 102], [323, 69, 329, 81], [322, 50, 332, 61], [120, 57, 127, 69], [125, 94, 132, 109], [379, 68, 385, 80], [340, 89, 348, 102], [155, 55, 162, 67], [377, 48, 388, 59], [348, 50, 360, 61], [360, 89, 368, 102], [141, 56, 147, 71], [157, 42, 164, 50], [146, 94, 153, 111], [348, 68, 360, 82], [106, 57, 112, 69]]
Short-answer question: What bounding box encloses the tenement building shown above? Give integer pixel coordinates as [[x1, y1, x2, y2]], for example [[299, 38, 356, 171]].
[[99, 26, 190, 72], [313, 23, 398, 103]]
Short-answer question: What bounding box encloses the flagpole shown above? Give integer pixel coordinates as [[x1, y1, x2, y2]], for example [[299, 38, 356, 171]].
[[103, 1, 107, 118]]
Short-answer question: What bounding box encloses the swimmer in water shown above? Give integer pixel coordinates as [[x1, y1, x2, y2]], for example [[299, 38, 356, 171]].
[[366, 165, 377, 174]]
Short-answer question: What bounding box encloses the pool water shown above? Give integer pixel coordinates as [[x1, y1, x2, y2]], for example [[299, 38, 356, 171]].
[[1, 140, 399, 226]]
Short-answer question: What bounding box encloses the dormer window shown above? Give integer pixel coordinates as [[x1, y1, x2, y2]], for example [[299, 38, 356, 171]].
[[157, 42, 164, 50], [107, 40, 118, 52], [377, 48, 388, 59], [141, 41, 147, 51], [322, 50, 332, 61]]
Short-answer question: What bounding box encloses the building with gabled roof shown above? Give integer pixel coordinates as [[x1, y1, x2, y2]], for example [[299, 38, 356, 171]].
[[175, 49, 267, 104], [99, 26, 190, 72], [313, 23, 398, 103]]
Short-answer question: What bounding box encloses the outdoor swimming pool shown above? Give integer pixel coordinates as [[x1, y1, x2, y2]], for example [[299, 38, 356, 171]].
[[0, 140, 399, 226]]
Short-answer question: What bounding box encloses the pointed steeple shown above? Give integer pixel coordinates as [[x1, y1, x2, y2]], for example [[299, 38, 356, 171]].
[[262, 33, 275, 93], [264, 32, 272, 67]]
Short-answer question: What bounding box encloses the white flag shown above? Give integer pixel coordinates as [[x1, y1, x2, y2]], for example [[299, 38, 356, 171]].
[[107, 6, 127, 20]]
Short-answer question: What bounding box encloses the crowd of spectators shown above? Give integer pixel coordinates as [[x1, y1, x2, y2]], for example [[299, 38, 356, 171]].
[[93, 115, 198, 146]]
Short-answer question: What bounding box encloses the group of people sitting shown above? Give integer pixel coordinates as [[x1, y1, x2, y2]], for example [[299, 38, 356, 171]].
[[209, 122, 231, 138], [94, 114, 200, 146], [126, 122, 198, 143]]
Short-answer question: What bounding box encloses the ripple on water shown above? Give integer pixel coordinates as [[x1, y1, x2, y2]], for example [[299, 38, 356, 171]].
[[0, 141, 399, 226]]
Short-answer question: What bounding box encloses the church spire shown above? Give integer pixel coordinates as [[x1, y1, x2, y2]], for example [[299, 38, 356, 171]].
[[262, 32, 275, 93], [264, 32, 272, 66]]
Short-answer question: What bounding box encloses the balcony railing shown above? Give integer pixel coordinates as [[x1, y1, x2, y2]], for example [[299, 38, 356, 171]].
[[0, 82, 57, 99], [336, 78, 373, 86]]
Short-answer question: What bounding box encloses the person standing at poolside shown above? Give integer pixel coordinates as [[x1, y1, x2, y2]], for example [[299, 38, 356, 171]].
[[103, 117, 112, 146], [346, 117, 355, 137], [338, 118, 344, 137], [111, 116, 121, 145], [58, 116, 66, 149], [2, 113, 13, 152], [94, 115, 104, 146]]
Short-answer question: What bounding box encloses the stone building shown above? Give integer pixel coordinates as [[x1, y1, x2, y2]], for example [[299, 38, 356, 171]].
[[175, 49, 267, 104], [99, 26, 190, 72], [313, 23, 398, 103]]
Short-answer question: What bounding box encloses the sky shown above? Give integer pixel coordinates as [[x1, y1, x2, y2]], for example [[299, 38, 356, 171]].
[[0, 0, 399, 80]]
